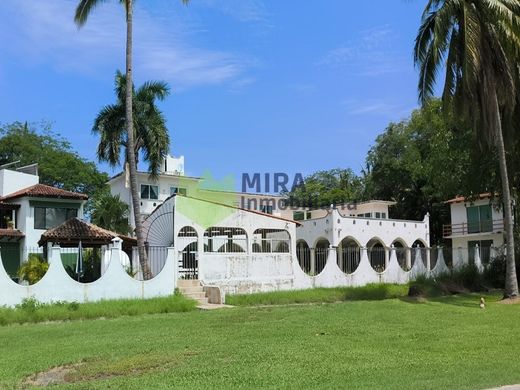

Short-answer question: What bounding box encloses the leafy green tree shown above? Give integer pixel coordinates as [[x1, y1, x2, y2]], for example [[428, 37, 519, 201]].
[[285, 168, 365, 208], [75, 0, 189, 280], [93, 70, 170, 177], [0, 122, 108, 214], [365, 100, 498, 244], [91, 190, 131, 235], [415, 0, 520, 297], [17, 254, 49, 285]]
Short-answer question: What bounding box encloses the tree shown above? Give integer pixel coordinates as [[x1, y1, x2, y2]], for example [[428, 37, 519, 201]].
[[0, 122, 108, 215], [284, 168, 365, 209], [93, 70, 170, 177], [414, 0, 520, 297], [74, 0, 189, 279], [91, 190, 131, 235], [365, 100, 497, 244]]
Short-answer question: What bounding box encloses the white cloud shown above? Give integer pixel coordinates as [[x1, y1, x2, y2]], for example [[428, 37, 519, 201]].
[[0, 0, 252, 89], [318, 25, 406, 77], [342, 99, 414, 117]]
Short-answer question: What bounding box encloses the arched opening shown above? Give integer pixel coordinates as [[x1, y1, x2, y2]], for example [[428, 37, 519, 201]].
[[296, 240, 311, 274], [178, 226, 199, 279], [392, 239, 411, 271], [314, 238, 330, 275], [337, 237, 361, 274], [204, 227, 247, 253], [252, 229, 290, 253], [367, 238, 387, 273], [413, 239, 427, 268]]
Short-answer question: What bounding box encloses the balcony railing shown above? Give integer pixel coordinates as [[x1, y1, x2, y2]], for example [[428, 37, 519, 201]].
[[443, 219, 504, 237]]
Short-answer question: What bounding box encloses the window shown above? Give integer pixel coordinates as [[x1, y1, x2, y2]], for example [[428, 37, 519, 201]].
[[382, 213, 387, 219], [293, 211, 305, 221], [170, 187, 187, 196], [375, 212, 381, 219], [34, 207, 77, 229], [466, 205, 492, 233], [306, 211, 312, 219], [141, 184, 158, 200]]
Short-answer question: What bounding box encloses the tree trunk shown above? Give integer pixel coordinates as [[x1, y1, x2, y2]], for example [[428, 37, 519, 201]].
[[125, 0, 152, 280], [492, 92, 519, 298]]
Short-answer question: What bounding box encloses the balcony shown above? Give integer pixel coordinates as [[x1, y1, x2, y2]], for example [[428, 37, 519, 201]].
[[443, 219, 504, 238]]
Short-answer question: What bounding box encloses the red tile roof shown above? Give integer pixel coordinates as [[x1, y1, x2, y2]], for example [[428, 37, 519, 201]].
[[446, 193, 492, 204], [0, 229, 24, 239], [38, 218, 136, 247], [0, 184, 88, 202]]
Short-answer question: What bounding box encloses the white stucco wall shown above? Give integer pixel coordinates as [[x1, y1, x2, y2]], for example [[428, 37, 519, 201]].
[[0, 169, 39, 197], [0, 239, 176, 307], [296, 209, 429, 248]]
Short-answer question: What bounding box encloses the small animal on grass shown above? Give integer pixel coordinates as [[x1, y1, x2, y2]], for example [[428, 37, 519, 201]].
[[479, 297, 485, 309]]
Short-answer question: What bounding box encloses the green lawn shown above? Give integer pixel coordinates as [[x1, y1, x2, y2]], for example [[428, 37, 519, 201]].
[[1, 293, 519, 389]]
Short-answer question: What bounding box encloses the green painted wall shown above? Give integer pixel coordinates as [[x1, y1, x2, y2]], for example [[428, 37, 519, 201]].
[[1, 243, 20, 278]]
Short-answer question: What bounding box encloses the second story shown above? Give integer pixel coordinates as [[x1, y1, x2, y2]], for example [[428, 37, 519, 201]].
[[443, 194, 505, 239], [0, 165, 88, 246]]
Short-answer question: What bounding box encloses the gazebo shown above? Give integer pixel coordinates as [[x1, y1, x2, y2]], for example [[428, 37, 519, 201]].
[[38, 218, 136, 252]]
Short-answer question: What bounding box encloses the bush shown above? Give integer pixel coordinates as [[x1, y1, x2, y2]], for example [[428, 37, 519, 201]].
[[483, 253, 520, 288], [411, 264, 486, 296], [17, 255, 49, 285]]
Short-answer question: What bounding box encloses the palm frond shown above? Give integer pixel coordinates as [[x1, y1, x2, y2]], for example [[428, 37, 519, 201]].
[[74, 0, 109, 27]]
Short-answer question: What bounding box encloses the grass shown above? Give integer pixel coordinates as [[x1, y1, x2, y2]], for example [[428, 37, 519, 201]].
[[226, 283, 409, 306], [0, 294, 197, 326], [1, 292, 519, 389]]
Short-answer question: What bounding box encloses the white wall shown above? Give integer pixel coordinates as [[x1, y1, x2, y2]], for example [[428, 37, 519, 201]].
[[0, 239, 176, 307], [0, 169, 39, 196], [296, 209, 429, 248]]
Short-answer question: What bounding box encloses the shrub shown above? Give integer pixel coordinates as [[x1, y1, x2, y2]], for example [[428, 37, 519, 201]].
[[15, 297, 43, 312], [17, 255, 49, 285], [483, 253, 520, 288]]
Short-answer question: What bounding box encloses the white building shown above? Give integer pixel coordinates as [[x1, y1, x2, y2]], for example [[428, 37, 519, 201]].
[[443, 193, 505, 266], [0, 165, 87, 278], [108, 154, 301, 227]]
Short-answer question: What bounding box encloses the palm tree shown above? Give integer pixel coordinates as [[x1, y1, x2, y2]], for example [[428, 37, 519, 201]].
[[74, 0, 189, 279], [415, 0, 520, 297], [93, 70, 170, 178], [91, 191, 132, 236]]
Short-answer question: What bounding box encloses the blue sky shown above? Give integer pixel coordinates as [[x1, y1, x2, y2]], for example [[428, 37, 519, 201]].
[[0, 0, 427, 187]]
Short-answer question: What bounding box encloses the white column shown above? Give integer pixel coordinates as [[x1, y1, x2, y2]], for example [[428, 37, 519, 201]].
[[310, 248, 316, 275]]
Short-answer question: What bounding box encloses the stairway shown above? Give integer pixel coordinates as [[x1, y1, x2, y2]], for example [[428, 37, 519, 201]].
[[177, 279, 208, 306]]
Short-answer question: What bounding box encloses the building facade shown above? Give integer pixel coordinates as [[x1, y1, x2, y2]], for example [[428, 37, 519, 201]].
[[443, 194, 505, 266], [0, 165, 87, 278]]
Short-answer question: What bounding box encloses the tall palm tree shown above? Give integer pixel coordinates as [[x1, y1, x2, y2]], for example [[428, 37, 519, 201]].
[[93, 70, 170, 178], [75, 0, 189, 279], [415, 0, 520, 297]]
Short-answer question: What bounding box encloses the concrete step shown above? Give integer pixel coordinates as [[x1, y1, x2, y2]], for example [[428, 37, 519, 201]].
[[184, 291, 207, 300], [179, 286, 204, 295], [177, 279, 200, 288]]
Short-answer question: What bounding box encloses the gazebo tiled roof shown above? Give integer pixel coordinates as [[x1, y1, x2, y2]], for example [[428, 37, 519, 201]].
[[0, 184, 88, 202], [0, 229, 24, 241], [38, 218, 136, 248]]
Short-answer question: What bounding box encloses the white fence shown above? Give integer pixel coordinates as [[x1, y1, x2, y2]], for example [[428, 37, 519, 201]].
[[199, 245, 452, 295], [0, 238, 176, 307]]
